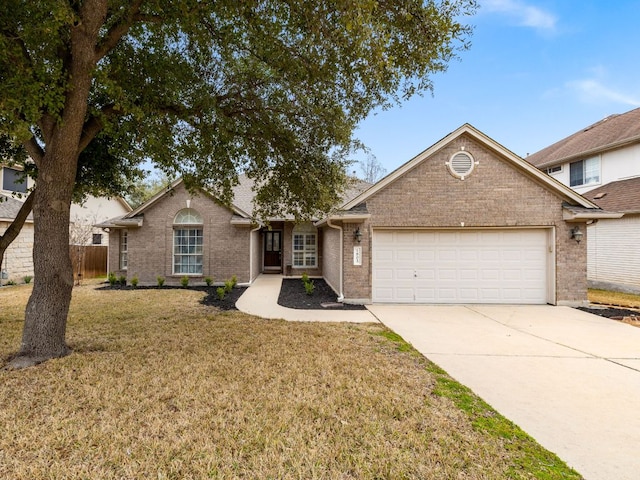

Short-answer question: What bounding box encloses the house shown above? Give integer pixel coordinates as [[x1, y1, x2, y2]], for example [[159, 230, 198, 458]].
[[0, 164, 132, 283], [526, 108, 640, 293], [100, 124, 614, 305]]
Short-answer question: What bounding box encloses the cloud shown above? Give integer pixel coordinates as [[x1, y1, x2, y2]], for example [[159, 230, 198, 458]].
[[566, 79, 640, 107], [483, 0, 557, 31]]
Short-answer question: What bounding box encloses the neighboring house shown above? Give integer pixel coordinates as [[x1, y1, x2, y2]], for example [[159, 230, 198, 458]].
[[527, 107, 640, 293], [0, 193, 34, 282], [0, 164, 132, 283], [99, 124, 612, 306]]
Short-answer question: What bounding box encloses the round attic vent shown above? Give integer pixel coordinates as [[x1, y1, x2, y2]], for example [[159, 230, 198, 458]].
[[446, 151, 476, 180]]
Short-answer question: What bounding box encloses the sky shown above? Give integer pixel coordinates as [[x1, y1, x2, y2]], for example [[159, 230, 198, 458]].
[[353, 0, 640, 175]]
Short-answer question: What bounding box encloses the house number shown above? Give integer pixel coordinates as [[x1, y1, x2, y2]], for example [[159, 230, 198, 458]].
[[353, 246, 362, 266]]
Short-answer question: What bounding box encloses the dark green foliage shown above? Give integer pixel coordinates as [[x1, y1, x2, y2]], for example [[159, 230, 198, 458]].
[[181, 276, 189, 287], [157, 276, 165, 287], [108, 272, 117, 286]]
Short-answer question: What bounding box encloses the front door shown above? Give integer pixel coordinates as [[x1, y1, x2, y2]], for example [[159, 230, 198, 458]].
[[264, 231, 282, 272]]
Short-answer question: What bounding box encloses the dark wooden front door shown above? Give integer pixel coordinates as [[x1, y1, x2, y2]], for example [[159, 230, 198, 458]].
[[264, 231, 282, 271]]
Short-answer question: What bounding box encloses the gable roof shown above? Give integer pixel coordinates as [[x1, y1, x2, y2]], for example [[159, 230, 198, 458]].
[[526, 107, 640, 169], [584, 177, 640, 214], [341, 123, 601, 212], [117, 174, 371, 226], [0, 194, 33, 222]]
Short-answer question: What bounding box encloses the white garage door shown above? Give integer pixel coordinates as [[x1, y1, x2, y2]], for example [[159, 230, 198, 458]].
[[372, 229, 550, 304]]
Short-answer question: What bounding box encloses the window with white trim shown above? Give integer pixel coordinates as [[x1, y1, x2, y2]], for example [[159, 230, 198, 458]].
[[570, 157, 600, 187], [292, 223, 317, 268], [173, 208, 203, 275], [119, 230, 128, 270], [2, 167, 27, 193]]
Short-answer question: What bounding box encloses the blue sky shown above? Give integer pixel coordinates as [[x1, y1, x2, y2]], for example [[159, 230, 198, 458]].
[[353, 0, 640, 175]]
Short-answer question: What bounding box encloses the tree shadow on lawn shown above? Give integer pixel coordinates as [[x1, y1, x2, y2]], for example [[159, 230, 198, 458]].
[[98, 284, 246, 311]]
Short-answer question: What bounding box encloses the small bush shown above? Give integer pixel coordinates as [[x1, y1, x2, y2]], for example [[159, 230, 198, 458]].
[[108, 272, 117, 286], [180, 276, 189, 287], [216, 286, 226, 300], [157, 276, 165, 287], [118, 275, 127, 286], [23, 275, 32, 284], [204, 276, 213, 287], [301, 272, 309, 284], [131, 275, 139, 288], [224, 278, 234, 293], [6, 280, 16, 286], [304, 279, 315, 295], [231, 275, 237, 287]]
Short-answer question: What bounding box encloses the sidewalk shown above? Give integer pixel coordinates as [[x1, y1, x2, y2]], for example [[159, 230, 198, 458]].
[[236, 274, 377, 323]]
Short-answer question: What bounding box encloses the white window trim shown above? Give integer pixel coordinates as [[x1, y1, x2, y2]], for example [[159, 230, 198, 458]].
[[570, 156, 601, 187], [292, 223, 318, 269], [119, 230, 128, 270], [173, 208, 204, 276]]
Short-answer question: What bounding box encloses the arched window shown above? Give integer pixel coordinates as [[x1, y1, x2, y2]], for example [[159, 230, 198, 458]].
[[292, 222, 317, 268], [173, 209, 203, 275]]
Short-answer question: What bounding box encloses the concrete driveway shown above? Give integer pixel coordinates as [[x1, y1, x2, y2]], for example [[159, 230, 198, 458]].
[[367, 304, 640, 480]]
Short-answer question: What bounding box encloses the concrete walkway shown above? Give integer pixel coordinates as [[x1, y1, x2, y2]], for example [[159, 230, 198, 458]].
[[236, 274, 377, 323], [368, 304, 640, 480]]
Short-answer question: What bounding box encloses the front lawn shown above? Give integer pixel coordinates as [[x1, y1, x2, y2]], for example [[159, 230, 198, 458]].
[[0, 283, 581, 479]]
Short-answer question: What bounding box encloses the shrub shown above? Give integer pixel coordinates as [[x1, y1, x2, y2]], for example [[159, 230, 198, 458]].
[[231, 275, 237, 287], [224, 278, 234, 293], [157, 276, 165, 287], [204, 276, 213, 287], [180, 276, 189, 287], [108, 272, 117, 286], [304, 279, 315, 295], [301, 272, 309, 284], [23, 275, 32, 284], [6, 280, 16, 286], [131, 275, 139, 288], [118, 275, 127, 286], [216, 286, 226, 300]]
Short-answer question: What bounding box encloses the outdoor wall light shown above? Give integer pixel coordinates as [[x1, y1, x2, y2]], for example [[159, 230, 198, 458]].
[[354, 227, 363, 243], [571, 226, 584, 243]]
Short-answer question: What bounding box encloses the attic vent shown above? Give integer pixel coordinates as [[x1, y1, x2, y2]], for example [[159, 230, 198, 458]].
[[593, 192, 607, 200], [446, 151, 477, 180]]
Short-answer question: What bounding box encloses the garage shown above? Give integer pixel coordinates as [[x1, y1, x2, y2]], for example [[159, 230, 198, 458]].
[[372, 229, 552, 304]]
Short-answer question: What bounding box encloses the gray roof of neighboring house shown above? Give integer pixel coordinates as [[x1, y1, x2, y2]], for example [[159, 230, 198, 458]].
[[0, 194, 33, 221], [583, 177, 640, 214], [527, 107, 640, 169], [230, 174, 371, 217]]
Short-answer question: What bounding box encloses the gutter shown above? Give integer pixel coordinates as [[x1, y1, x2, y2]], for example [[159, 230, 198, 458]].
[[326, 218, 344, 302]]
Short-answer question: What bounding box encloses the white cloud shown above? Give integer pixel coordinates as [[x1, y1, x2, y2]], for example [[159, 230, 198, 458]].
[[483, 0, 557, 31], [566, 79, 640, 107]]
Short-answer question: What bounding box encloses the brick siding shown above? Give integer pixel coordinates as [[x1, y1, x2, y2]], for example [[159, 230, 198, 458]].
[[340, 133, 587, 304]]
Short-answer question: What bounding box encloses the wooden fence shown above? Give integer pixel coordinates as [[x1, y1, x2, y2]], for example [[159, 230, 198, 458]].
[[70, 245, 108, 281]]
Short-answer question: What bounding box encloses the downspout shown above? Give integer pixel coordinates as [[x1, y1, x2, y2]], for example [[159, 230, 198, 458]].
[[248, 223, 261, 284], [326, 218, 344, 302]]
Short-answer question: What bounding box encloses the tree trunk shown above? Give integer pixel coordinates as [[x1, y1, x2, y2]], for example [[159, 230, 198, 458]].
[[14, 157, 76, 366], [8, 1, 106, 368]]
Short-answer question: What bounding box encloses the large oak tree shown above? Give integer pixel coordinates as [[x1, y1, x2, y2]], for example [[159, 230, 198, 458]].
[[0, 0, 476, 367]]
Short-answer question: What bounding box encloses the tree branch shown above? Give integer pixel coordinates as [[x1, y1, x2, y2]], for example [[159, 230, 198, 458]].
[[95, 0, 146, 60], [78, 104, 119, 152], [24, 138, 44, 164], [0, 188, 35, 252]]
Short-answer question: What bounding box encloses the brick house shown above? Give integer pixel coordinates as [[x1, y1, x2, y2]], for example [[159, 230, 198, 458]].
[[100, 124, 615, 305]]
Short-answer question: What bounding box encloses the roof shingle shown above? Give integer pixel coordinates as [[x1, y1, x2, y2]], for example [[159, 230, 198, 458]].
[[527, 107, 640, 168], [583, 177, 640, 213]]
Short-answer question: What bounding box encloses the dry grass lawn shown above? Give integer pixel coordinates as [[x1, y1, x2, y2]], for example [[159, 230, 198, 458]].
[[588, 288, 640, 308], [0, 283, 581, 479]]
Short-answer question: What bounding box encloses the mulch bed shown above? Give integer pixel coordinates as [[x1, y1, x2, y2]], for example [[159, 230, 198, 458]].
[[577, 306, 640, 319], [98, 284, 246, 311], [277, 278, 366, 310]]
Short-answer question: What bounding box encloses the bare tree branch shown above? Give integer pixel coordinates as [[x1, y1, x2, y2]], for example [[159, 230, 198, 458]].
[[0, 188, 35, 253]]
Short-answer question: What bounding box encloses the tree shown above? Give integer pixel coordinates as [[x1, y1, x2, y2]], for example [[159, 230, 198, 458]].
[[359, 154, 388, 183], [0, 0, 476, 367]]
